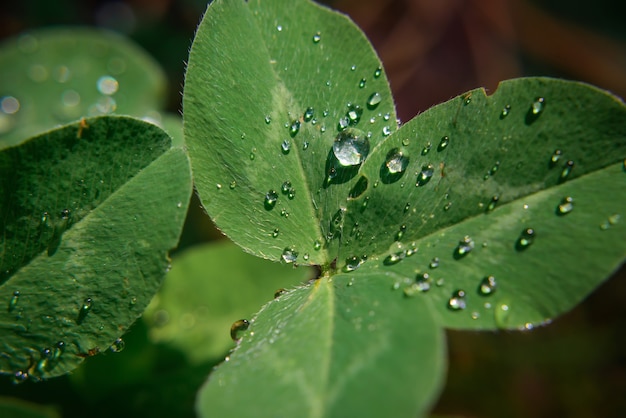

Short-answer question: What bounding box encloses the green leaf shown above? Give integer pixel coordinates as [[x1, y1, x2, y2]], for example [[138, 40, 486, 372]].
[[0, 396, 60, 418], [143, 240, 313, 364], [196, 274, 445, 418], [183, 0, 396, 266], [0, 116, 192, 380], [0, 28, 166, 149], [340, 78, 626, 329], [184, 0, 626, 417]]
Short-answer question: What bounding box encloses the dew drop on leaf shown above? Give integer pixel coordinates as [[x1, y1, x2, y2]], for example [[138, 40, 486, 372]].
[[383, 251, 405, 266], [531, 97, 545, 115], [12, 370, 28, 384], [264, 115, 271, 124], [422, 142, 432, 155], [557, 196, 574, 215], [500, 104, 511, 119], [281, 139, 291, 154], [281, 180, 292, 194], [346, 104, 363, 125], [487, 195, 499, 212], [274, 289, 286, 299], [447, 290, 467, 311], [109, 337, 125, 353], [516, 228, 535, 250], [77, 297, 93, 324], [313, 240, 322, 250], [344, 255, 362, 272], [230, 319, 250, 341], [455, 235, 475, 258], [264, 190, 278, 210], [373, 67, 382, 78], [478, 275, 497, 295], [560, 160, 574, 181], [312, 32, 321, 43], [281, 247, 298, 264], [384, 148, 409, 175], [272, 228, 279, 238], [289, 120, 300, 137], [358, 78, 366, 88], [429, 257, 440, 269], [53, 341, 65, 360], [366, 92, 381, 109], [333, 129, 370, 167], [303, 107, 314, 122], [416, 163, 435, 187], [8, 290, 19, 312], [437, 136, 449, 152], [382, 126, 391, 136], [550, 149, 562, 166]]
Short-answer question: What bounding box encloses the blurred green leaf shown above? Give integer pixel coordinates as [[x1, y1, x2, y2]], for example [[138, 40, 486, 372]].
[[183, 0, 396, 266], [0, 116, 192, 380], [0, 28, 166, 149], [0, 396, 60, 418], [143, 240, 314, 364]]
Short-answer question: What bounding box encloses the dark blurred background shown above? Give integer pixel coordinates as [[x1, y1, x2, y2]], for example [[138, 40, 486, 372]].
[[1, 1, 625, 417]]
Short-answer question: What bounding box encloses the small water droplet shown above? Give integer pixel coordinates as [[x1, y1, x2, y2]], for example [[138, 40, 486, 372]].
[[77, 297, 93, 324], [109, 337, 125, 353], [395, 224, 406, 241], [287, 188, 296, 199], [333, 129, 370, 167], [264, 115, 271, 124], [1, 96, 20, 115], [303, 141, 309, 150], [276, 25, 283, 32], [601, 213, 621, 229], [53, 341, 65, 360], [516, 228, 535, 250], [448, 290, 467, 311], [264, 190, 278, 210], [531, 97, 545, 115], [437, 136, 449, 151], [382, 148, 409, 182], [478, 275, 497, 295], [359, 78, 366, 88], [281, 181, 292, 194], [443, 202, 452, 211], [12, 370, 28, 384], [455, 235, 475, 258], [96, 75, 119, 95], [312, 32, 321, 43], [303, 107, 314, 122], [313, 240, 322, 250], [471, 311, 480, 320], [489, 161, 500, 176], [274, 288, 287, 298], [487, 195, 499, 212], [229, 181, 237, 190], [550, 149, 562, 166], [216, 183, 222, 190], [382, 126, 391, 136], [557, 196, 574, 215], [337, 116, 350, 131], [374, 67, 382, 78], [429, 257, 440, 269], [416, 163, 435, 187], [383, 251, 405, 265], [289, 120, 300, 137], [500, 104, 511, 119], [344, 255, 363, 272], [463, 94, 472, 105], [8, 290, 19, 312], [346, 104, 363, 125], [281, 139, 291, 154], [361, 196, 370, 210], [281, 247, 298, 264], [560, 160, 574, 181], [366, 92, 382, 109], [404, 203, 410, 213], [421, 142, 432, 155], [230, 319, 250, 341]]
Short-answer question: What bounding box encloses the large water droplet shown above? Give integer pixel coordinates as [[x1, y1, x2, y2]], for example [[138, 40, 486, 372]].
[[380, 148, 409, 183], [332, 129, 370, 167], [96, 75, 119, 95], [264, 190, 278, 210], [281, 247, 298, 264], [557, 196, 574, 215], [478, 275, 497, 295], [416, 164, 435, 187], [448, 290, 467, 311], [230, 319, 250, 341], [367, 92, 382, 109], [516, 228, 535, 250], [454, 235, 475, 258]]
